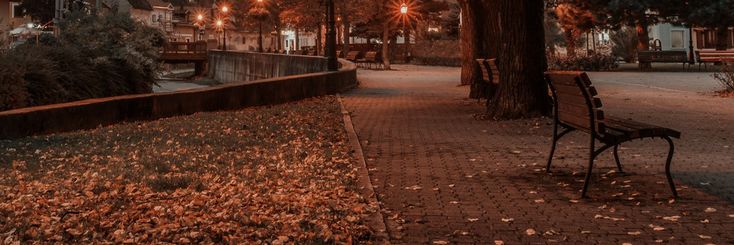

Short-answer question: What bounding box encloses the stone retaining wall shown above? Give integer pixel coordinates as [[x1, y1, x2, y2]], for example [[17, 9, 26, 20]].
[[208, 51, 329, 83], [0, 55, 356, 139]]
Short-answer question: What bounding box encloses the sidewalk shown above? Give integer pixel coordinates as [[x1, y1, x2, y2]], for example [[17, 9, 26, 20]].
[[342, 65, 734, 244]]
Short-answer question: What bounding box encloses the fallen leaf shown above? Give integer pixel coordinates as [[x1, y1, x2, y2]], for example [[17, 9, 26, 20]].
[[432, 240, 449, 244], [627, 231, 642, 236], [704, 207, 717, 213], [698, 235, 712, 239], [501, 218, 514, 222], [526, 228, 536, 236]]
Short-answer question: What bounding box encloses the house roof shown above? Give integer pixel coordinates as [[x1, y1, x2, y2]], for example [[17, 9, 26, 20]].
[[128, 0, 153, 10], [148, 0, 173, 8]]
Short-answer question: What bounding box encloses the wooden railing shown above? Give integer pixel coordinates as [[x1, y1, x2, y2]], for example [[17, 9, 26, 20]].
[[159, 41, 208, 62]]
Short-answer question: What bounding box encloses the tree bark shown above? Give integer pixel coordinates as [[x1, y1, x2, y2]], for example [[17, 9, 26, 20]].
[[295, 29, 300, 50], [485, 0, 550, 119], [382, 20, 392, 70], [636, 20, 651, 69], [716, 25, 729, 51], [459, 0, 499, 99], [316, 22, 322, 56]]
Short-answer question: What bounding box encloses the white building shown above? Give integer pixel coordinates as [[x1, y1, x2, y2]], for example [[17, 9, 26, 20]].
[[650, 23, 734, 53]]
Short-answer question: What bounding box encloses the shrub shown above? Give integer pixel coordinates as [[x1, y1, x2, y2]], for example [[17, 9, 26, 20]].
[[0, 59, 29, 110], [0, 10, 163, 111], [548, 52, 618, 71], [713, 64, 734, 94], [611, 27, 639, 63]]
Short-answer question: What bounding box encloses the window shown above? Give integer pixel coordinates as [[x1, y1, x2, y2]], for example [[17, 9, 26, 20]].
[[11, 2, 24, 18], [671, 30, 685, 49]]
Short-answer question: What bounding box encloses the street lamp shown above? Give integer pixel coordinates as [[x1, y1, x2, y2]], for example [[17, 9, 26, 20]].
[[220, 4, 230, 51], [400, 3, 410, 63], [216, 19, 224, 49], [255, 0, 266, 52]]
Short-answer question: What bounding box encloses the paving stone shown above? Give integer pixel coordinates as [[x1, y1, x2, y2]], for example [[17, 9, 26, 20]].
[[343, 65, 734, 243]]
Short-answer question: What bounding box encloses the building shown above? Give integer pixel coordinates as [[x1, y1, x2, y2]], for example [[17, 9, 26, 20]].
[[1, 0, 34, 48], [650, 23, 734, 53]]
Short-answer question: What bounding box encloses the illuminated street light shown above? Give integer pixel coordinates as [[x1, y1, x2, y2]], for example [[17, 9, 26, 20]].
[[197, 14, 204, 22], [400, 3, 408, 15], [216, 19, 223, 27], [221, 5, 229, 13]]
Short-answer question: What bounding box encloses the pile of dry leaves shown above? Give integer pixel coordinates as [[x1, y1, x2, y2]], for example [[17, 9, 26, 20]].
[[0, 96, 374, 243]]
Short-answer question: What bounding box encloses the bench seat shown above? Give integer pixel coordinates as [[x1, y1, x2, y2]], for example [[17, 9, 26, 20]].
[[601, 116, 681, 143]]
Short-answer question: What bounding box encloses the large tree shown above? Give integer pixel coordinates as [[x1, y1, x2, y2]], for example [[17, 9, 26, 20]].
[[459, 0, 550, 119], [688, 0, 734, 50]]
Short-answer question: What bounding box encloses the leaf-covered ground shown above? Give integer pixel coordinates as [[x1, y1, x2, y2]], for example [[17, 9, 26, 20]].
[[0, 96, 374, 243]]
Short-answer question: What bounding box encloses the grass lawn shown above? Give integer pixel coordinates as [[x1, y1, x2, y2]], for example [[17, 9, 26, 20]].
[[0, 96, 373, 243]]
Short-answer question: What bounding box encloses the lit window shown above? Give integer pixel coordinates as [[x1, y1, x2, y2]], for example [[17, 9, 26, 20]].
[[671, 30, 685, 49]]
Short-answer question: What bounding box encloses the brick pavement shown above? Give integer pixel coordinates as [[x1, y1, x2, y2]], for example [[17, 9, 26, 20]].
[[342, 65, 734, 244]]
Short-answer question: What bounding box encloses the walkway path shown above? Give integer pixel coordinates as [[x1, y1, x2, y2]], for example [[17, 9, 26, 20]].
[[342, 65, 734, 244]]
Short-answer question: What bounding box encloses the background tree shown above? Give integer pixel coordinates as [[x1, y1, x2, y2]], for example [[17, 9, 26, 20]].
[[687, 0, 734, 50], [554, 2, 595, 57]]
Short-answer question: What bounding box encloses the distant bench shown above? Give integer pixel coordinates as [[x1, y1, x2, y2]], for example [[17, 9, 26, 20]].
[[545, 71, 681, 198], [637, 51, 689, 70], [696, 50, 734, 71]]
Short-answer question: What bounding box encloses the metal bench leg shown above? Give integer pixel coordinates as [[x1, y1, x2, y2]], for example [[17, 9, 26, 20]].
[[546, 125, 574, 173], [581, 136, 596, 198], [613, 144, 624, 173], [664, 137, 678, 198]]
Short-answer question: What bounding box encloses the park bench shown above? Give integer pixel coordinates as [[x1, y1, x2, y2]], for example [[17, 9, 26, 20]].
[[637, 51, 690, 70], [345, 51, 360, 62], [358, 51, 382, 70], [475, 58, 500, 104], [544, 71, 681, 198], [696, 50, 734, 71]]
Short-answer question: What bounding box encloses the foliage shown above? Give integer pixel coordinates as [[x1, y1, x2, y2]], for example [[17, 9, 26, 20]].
[[548, 52, 618, 71], [610, 27, 639, 63], [713, 64, 734, 94], [0, 10, 163, 111], [0, 59, 28, 111]]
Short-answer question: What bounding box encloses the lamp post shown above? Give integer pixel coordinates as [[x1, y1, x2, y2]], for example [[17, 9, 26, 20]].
[[195, 14, 204, 42], [400, 3, 409, 63], [220, 4, 229, 51], [325, 0, 338, 71], [216, 19, 224, 49]]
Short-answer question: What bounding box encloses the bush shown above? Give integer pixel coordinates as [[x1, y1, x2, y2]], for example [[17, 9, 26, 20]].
[[0, 59, 29, 110], [611, 27, 639, 63], [548, 52, 618, 71], [713, 64, 734, 94], [0, 10, 163, 111]]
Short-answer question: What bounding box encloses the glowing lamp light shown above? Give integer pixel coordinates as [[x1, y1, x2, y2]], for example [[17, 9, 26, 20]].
[[400, 3, 408, 15], [196, 14, 204, 21], [216, 19, 223, 27], [257, 0, 263, 2], [221, 6, 229, 13]]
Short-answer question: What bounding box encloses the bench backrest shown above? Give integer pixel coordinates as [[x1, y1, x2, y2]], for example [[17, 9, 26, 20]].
[[698, 50, 734, 61], [545, 71, 606, 134], [476, 59, 500, 84], [638, 51, 687, 62], [365, 51, 378, 61]]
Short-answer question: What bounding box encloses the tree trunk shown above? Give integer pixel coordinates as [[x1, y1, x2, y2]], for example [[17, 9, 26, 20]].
[[342, 21, 350, 56], [459, 0, 499, 99], [716, 25, 729, 51], [636, 19, 651, 69], [295, 29, 300, 50], [382, 20, 392, 70], [485, 0, 550, 119], [316, 23, 322, 56], [564, 30, 577, 57], [276, 25, 282, 51]]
